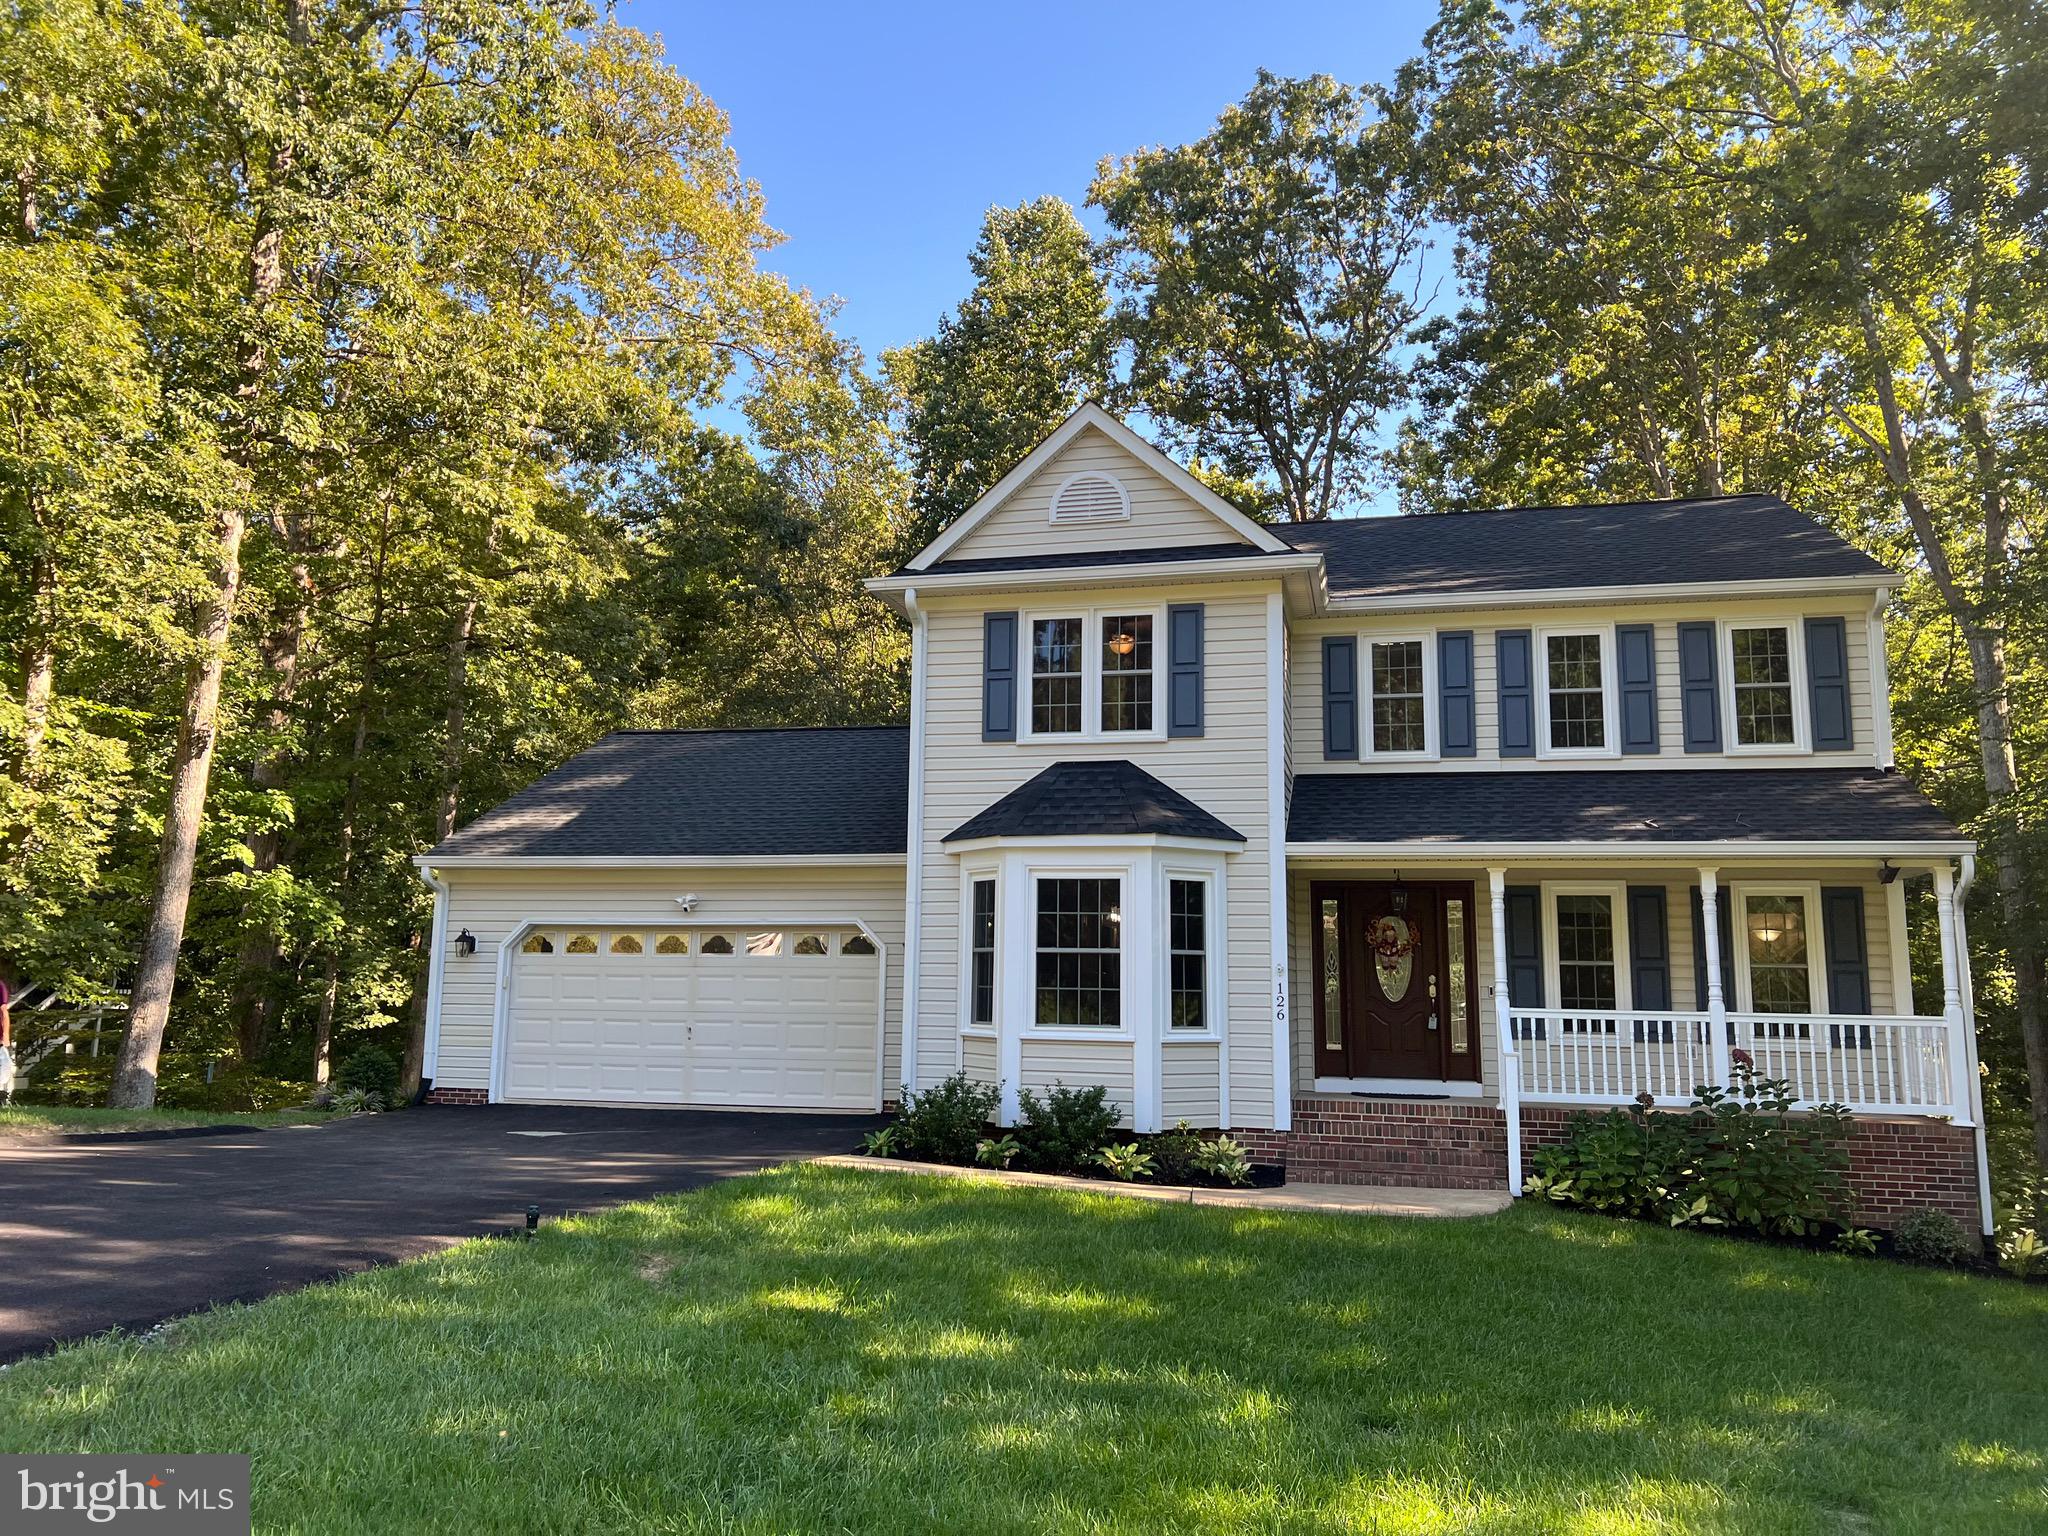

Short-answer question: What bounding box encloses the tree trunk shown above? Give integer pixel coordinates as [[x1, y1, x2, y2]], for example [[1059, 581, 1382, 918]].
[[402, 595, 478, 1096], [110, 504, 248, 1106], [312, 955, 337, 1087], [19, 552, 54, 775], [110, 8, 303, 1106], [1849, 295, 2048, 1178]]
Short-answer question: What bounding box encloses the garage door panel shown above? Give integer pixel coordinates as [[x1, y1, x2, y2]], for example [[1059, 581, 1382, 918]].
[[504, 925, 878, 1109]]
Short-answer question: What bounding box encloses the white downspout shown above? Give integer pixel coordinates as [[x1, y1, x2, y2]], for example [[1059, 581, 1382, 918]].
[[900, 587, 926, 1103], [1953, 854, 1994, 1235], [416, 864, 450, 1085]]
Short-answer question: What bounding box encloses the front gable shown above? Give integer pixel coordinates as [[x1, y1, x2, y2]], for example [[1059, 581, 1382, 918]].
[[906, 404, 1291, 570]]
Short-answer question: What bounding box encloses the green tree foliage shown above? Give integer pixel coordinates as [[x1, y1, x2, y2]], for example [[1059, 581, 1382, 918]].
[[1091, 71, 1436, 521], [1411, 0, 2048, 1189], [886, 198, 1111, 547], [0, 1, 906, 1103]]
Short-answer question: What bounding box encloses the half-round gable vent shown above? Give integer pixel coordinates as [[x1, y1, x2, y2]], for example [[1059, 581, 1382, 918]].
[[1049, 471, 1131, 525]]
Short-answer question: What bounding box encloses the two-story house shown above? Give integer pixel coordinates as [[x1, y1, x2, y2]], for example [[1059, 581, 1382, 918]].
[[415, 404, 1988, 1232]]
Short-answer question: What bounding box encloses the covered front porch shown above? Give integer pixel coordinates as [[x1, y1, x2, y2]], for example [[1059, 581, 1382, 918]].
[[1278, 769, 1987, 1228]]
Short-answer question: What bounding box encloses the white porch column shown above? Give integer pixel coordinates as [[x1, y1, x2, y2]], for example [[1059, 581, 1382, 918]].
[[1699, 867, 1732, 1087], [1488, 867, 1522, 1194], [1933, 862, 1973, 1123]]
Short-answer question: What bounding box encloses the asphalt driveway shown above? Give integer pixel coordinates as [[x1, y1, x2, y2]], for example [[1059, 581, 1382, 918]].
[[0, 1104, 883, 1362]]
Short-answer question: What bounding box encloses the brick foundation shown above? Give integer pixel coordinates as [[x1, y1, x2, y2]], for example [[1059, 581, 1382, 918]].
[[1237, 1097, 1982, 1226], [425, 1086, 489, 1105]]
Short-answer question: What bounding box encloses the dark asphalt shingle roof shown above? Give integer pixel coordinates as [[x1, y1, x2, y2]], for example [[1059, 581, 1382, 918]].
[[1287, 769, 1965, 846], [430, 727, 908, 859], [945, 760, 1247, 844], [1279, 494, 1892, 600]]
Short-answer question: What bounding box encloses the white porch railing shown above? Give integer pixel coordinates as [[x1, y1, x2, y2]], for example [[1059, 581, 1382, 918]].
[[1510, 1009, 1963, 1119]]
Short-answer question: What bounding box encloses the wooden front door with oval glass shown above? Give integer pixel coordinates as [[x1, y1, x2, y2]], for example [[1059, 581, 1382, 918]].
[[1311, 880, 1481, 1082]]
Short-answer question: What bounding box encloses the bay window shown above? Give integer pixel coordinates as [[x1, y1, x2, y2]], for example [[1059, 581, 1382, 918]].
[[1034, 877, 1121, 1027], [969, 876, 996, 1027], [1167, 877, 1207, 1030]]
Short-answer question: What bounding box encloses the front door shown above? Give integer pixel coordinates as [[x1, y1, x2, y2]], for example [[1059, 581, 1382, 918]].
[[1311, 881, 1481, 1082]]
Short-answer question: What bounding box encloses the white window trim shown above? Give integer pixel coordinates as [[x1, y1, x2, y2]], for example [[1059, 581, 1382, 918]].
[[1360, 630, 1438, 761], [1728, 880, 1828, 1017], [1719, 617, 1811, 755], [959, 865, 998, 1039], [1534, 626, 1621, 761], [1047, 469, 1131, 525], [1543, 881, 1633, 1013], [1027, 865, 1134, 1037], [1018, 604, 1168, 744], [1158, 860, 1228, 1042]]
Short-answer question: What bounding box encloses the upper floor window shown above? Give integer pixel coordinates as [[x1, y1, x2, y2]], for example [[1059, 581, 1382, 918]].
[[1100, 615, 1153, 732], [1538, 629, 1615, 757], [1369, 638, 1429, 755], [1030, 617, 1083, 734], [1023, 607, 1162, 741], [1727, 623, 1800, 749]]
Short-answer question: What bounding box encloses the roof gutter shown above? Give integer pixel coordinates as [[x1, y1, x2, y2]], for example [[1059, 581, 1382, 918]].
[[411, 853, 907, 869], [1285, 838, 1975, 861], [1320, 571, 1891, 615], [865, 552, 1327, 610]]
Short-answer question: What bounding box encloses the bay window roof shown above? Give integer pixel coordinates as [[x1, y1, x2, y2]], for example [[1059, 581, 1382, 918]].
[[945, 760, 1246, 844]]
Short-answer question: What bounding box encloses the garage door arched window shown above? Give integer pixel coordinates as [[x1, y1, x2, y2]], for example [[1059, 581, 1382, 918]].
[[842, 933, 876, 956], [610, 933, 644, 955], [521, 933, 554, 954], [701, 934, 735, 955], [565, 932, 598, 955], [794, 934, 829, 956], [655, 933, 689, 955]]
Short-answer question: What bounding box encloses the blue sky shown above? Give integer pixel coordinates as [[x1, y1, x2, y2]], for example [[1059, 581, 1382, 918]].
[[628, 0, 1445, 362]]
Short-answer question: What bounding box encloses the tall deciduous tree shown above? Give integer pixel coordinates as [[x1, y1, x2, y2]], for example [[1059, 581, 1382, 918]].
[[1414, 0, 2048, 1189], [886, 198, 1111, 547], [1090, 70, 1435, 521]]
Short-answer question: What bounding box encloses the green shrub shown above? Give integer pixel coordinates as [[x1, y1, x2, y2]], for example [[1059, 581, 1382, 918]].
[[333, 1086, 383, 1115], [1894, 1207, 1975, 1266], [858, 1125, 901, 1158], [336, 1047, 400, 1105], [1526, 1061, 1854, 1239], [1996, 1227, 2044, 1279], [1093, 1142, 1155, 1181], [894, 1072, 999, 1164], [1191, 1134, 1254, 1187], [1146, 1120, 1206, 1184], [1017, 1082, 1121, 1173], [975, 1134, 1024, 1169], [1833, 1227, 1879, 1256]]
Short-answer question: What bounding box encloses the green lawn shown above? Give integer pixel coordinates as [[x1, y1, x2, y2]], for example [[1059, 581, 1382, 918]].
[[0, 1104, 329, 1138], [1, 1166, 2042, 1535]]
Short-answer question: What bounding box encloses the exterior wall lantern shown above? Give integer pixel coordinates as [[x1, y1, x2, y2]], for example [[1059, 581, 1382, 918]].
[[455, 928, 478, 957]]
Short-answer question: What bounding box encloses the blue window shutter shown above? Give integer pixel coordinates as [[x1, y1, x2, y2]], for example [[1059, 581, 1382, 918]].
[[1689, 885, 1736, 1010], [1677, 621, 1722, 752], [982, 612, 1017, 742], [1497, 629, 1535, 757], [1166, 603, 1205, 738], [1439, 631, 1476, 757], [1821, 887, 1871, 1025], [1322, 636, 1358, 760], [1616, 623, 1660, 754], [1805, 617, 1854, 751], [1627, 885, 1671, 1040], [1505, 886, 1545, 1037]]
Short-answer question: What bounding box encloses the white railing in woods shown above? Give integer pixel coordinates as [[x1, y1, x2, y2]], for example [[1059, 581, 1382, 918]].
[[1509, 1009, 1962, 1119]]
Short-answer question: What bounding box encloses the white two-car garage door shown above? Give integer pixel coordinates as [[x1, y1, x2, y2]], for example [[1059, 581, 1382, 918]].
[[503, 925, 880, 1110]]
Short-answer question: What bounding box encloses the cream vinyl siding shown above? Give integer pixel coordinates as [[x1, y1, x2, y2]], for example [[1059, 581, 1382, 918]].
[[432, 866, 905, 1094], [1289, 597, 1879, 772], [1285, 866, 1901, 1101], [961, 1033, 998, 1085], [1018, 1038, 1135, 1119], [1162, 1039, 1223, 1125], [914, 581, 1278, 1125], [944, 427, 1250, 562]]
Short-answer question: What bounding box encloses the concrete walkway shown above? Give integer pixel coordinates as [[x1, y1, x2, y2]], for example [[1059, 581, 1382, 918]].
[[810, 1154, 1513, 1217]]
